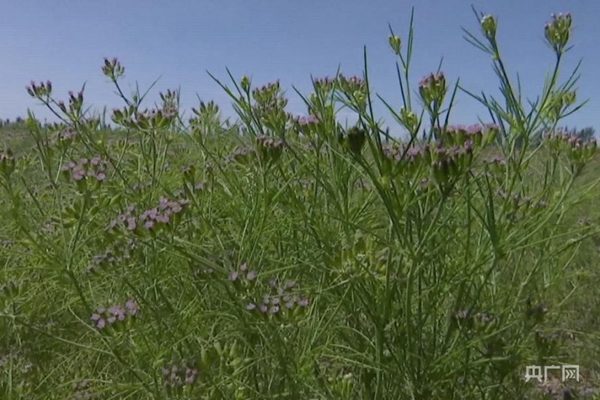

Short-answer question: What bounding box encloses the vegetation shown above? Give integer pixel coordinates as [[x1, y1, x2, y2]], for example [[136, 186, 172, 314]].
[[1, 8, 599, 399]]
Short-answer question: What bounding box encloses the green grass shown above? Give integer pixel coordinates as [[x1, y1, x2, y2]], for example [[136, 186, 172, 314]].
[[1, 8, 600, 400]]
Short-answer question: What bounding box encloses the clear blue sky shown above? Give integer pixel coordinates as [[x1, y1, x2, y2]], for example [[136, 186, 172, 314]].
[[1, 0, 598, 135]]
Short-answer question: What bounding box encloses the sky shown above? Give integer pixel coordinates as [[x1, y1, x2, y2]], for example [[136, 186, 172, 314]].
[[1, 0, 598, 136]]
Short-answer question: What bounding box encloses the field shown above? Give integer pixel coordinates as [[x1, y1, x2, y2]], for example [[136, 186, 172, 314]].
[[1, 11, 600, 400]]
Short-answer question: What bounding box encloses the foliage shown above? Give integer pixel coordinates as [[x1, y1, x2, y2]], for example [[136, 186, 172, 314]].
[[1, 8, 600, 400]]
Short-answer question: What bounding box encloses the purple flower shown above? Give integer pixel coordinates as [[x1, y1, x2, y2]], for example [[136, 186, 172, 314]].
[[125, 298, 138, 315], [108, 305, 125, 320], [73, 170, 85, 181], [91, 299, 138, 330], [269, 305, 280, 314], [162, 361, 199, 388], [296, 115, 321, 126], [90, 313, 105, 329], [159, 197, 169, 210], [185, 368, 198, 384], [156, 215, 170, 224], [297, 297, 310, 307], [126, 217, 137, 231]]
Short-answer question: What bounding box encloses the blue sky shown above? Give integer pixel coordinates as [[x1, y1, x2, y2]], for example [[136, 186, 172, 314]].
[[1, 0, 598, 135]]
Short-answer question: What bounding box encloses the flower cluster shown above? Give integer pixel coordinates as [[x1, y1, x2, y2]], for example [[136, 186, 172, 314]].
[[252, 80, 288, 111], [226, 145, 256, 165], [159, 89, 180, 116], [440, 124, 499, 147], [90, 298, 139, 330], [101, 57, 125, 80], [107, 197, 190, 235], [26, 80, 53, 98], [337, 74, 366, 96], [56, 129, 79, 150], [382, 138, 475, 183], [431, 141, 475, 183], [382, 142, 421, 164], [189, 100, 221, 128], [545, 13, 572, 54], [255, 135, 285, 164], [543, 130, 597, 168], [293, 114, 321, 127], [337, 74, 367, 109], [112, 106, 177, 130], [229, 262, 258, 285], [64, 90, 85, 115], [107, 205, 137, 232], [61, 156, 108, 186], [543, 130, 597, 150], [161, 360, 199, 389], [139, 197, 190, 230], [419, 72, 447, 106], [250, 81, 289, 130], [245, 278, 310, 317], [86, 239, 137, 275], [291, 114, 322, 138], [312, 76, 335, 94]]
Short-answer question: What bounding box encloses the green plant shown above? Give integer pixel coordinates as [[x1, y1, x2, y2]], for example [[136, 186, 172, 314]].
[[1, 8, 599, 400]]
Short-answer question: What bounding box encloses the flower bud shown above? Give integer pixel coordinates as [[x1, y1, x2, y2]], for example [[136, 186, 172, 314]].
[[388, 35, 402, 55], [545, 13, 573, 54], [481, 15, 497, 40], [419, 72, 447, 106], [240, 75, 251, 93], [346, 126, 366, 155], [401, 108, 419, 132]]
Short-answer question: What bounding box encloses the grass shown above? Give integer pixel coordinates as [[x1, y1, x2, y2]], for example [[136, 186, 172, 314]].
[[1, 8, 600, 400]]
